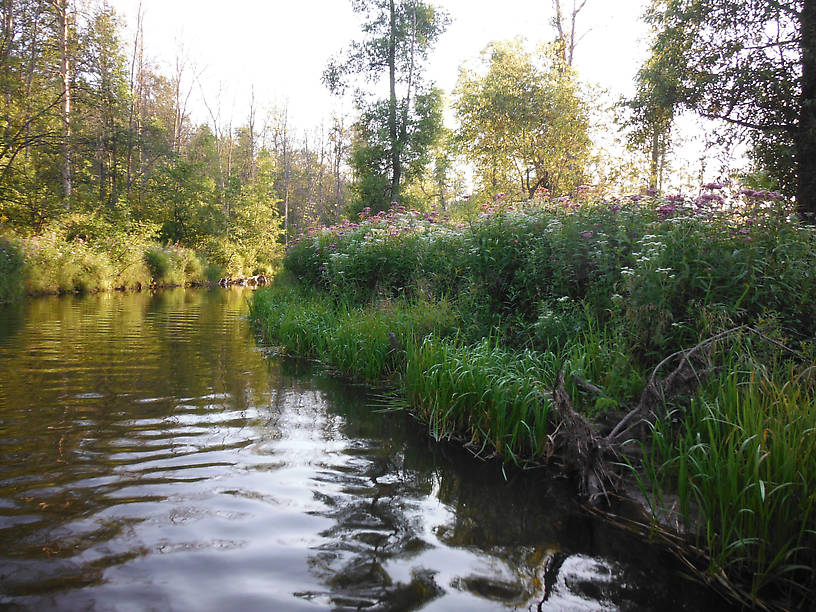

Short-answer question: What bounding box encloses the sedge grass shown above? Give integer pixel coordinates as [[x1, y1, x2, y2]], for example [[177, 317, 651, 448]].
[[641, 361, 816, 607], [250, 285, 457, 382], [402, 335, 559, 464]]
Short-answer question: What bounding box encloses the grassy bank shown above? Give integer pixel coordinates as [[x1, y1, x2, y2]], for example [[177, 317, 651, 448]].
[[0, 213, 280, 302], [250, 192, 816, 609]]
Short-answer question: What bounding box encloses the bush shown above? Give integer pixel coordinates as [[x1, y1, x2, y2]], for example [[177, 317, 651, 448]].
[[143, 244, 206, 286], [0, 235, 25, 302], [143, 247, 172, 283]]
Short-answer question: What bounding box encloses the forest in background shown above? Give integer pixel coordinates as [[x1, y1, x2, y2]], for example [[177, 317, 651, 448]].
[[1, 0, 814, 296]]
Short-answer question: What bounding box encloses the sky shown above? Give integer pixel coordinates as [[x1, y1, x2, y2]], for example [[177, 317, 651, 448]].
[[108, 0, 651, 128], [105, 0, 738, 185]]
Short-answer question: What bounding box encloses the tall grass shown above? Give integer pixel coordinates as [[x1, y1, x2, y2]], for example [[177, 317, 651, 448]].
[[249, 283, 457, 382], [0, 235, 25, 302], [402, 335, 558, 464], [642, 358, 816, 607]]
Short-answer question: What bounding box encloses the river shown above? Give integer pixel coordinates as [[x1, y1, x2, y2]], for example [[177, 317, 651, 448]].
[[0, 288, 727, 611]]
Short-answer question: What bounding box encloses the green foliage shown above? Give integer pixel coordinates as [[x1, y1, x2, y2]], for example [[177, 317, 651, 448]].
[[324, 0, 449, 209], [143, 244, 206, 286], [143, 247, 171, 282], [282, 192, 816, 359], [640, 0, 802, 202], [249, 283, 456, 382], [642, 352, 816, 607], [0, 235, 25, 303], [0, 216, 212, 295], [454, 40, 592, 198], [0, 1, 288, 282], [403, 335, 557, 463], [256, 190, 816, 604]]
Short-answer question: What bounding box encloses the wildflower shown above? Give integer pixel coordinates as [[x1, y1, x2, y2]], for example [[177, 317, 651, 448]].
[[702, 181, 724, 190], [645, 187, 658, 197], [628, 194, 643, 202], [657, 203, 677, 218], [580, 230, 594, 239]]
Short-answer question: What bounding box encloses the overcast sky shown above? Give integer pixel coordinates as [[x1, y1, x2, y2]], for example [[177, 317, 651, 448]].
[[108, 0, 651, 129]]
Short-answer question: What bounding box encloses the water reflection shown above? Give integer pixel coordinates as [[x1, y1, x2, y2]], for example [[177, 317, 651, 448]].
[[0, 289, 726, 611]]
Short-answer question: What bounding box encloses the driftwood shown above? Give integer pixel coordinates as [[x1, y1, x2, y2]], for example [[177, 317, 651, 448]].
[[550, 325, 799, 505], [550, 367, 617, 502], [218, 274, 268, 288]]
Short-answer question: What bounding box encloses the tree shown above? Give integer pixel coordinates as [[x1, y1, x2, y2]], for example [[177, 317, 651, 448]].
[[53, 0, 72, 206], [623, 34, 681, 191], [642, 0, 815, 219], [454, 40, 591, 199], [552, 0, 588, 67], [349, 86, 443, 212], [324, 0, 448, 210]]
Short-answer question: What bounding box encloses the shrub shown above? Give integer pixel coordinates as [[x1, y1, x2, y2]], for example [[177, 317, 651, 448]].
[[0, 235, 25, 302], [144, 247, 171, 283]]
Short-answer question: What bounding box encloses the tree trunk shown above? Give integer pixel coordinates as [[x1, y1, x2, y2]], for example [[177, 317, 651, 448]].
[[798, 0, 816, 222], [248, 88, 256, 181], [649, 127, 660, 191], [388, 0, 400, 204], [55, 0, 72, 207], [126, 1, 143, 199]]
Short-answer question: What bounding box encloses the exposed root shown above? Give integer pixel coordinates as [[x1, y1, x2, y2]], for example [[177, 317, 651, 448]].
[[551, 325, 800, 506], [550, 368, 617, 504]]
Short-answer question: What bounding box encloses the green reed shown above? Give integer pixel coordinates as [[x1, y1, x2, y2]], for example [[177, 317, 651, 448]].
[[250, 285, 456, 382], [642, 359, 816, 607], [401, 335, 559, 464]]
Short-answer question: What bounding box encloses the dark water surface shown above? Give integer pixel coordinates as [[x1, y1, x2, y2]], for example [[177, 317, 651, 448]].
[[0, 289, 726, 611]]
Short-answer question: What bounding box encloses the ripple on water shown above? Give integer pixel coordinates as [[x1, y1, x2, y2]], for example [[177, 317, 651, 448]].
[[0, 289, 731, 611]]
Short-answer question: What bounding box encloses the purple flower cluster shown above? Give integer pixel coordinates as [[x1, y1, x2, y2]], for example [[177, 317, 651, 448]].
[[657, 203, 678, 219], [739, 188, 783, 201], [695, 193, 725, 207]]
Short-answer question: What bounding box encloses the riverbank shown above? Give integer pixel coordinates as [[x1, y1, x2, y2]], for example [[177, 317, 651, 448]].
[[0, 213, 278, 301], [249, 193, 816, 610]]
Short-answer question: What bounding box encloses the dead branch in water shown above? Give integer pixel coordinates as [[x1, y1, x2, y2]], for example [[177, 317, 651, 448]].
[[550, 325, 800, 505]]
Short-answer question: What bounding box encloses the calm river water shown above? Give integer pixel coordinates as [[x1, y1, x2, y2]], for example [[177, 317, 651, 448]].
[[0, 288, 727, 611]]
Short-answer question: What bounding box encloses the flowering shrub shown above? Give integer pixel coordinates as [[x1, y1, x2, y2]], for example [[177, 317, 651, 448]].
[[284, 190, 816, 358]]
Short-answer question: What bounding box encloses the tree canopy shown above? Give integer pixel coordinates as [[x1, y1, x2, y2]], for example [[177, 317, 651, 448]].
[[324, 0, 449, 212], [638, 0, 815, 218], [454, 40, 591, 199]]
